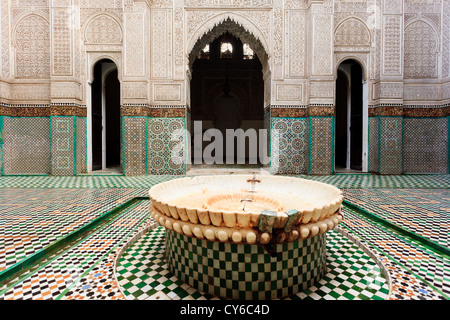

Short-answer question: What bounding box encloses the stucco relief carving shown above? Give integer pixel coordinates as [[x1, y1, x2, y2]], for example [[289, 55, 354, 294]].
[[123, 82, 148, 99], [188, 17, 269, 72], [443, 0, 450, 79], [14, 14, 50, 79], [382, 15, 402, 76], [13, 0, 49, 7], [383, 0, 403, 15], [151, 9, 171, 79], [0, 81, 12, 101], [334, 18, 371, 46], [148, 0, 173, 7], [404, 20, 438, 79], [1, 0, 10, 78], [51, 82, 82, 100], [275, 84, 302, 102], [372, 82, 403, 100], [272, 7, 283, 69], [52, 8, 72, 76], [404, 85, 442, 101], [125, 11, 145, 76], [335, 53, 369, 76], [285, 10, 306, 78], [154, 84, 182, 101], [85, 14, 122, 44], [87, 52, 122, 82], [186, 11, 270, 64], [80, 0, 122, 9], [405, 0, 442, 14], [1, 0, 448, 110], [312, 14, 333, 76], [184, 0, 273, 7], [12, 83, 50, 101]]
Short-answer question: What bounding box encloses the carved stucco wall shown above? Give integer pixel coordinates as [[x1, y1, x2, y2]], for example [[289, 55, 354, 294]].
[[0, 0, 448, 175], [0, 0, 447, 106]]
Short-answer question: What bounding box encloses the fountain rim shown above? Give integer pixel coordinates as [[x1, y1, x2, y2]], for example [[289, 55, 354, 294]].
[[149, 174, 344, 217]]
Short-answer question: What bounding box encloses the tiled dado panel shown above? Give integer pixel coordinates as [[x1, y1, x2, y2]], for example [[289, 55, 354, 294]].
[[403, 118, 448, 173], [309, 117, 333, 175], [379, 117, 403, 175], [122, 117, 146, 176], [368, 117, 379, 173], [263, 111, 271, 171], [185, 112, 192, 172], [0, 116, 4, 175], [76, 117, 87, 174], [122, 117, 187, 176], [271, 117, 309, 174], [2, 116, 86, 176], [51, 117, 75, 176], [147, 117, 186, 175], [3, 117, 51, 175]]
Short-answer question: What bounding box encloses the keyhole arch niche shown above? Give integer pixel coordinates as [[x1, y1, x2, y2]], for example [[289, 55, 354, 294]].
[[186, 16, 272, 167]]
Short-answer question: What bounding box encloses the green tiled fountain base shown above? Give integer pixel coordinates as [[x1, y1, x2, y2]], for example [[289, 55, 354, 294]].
[[166, 230, 327, 300], [116, 226, 390, 300]]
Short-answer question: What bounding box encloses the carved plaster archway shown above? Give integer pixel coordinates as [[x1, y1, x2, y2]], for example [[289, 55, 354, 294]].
[[187, 14, 270, 74], [186, 15, 271, 169]]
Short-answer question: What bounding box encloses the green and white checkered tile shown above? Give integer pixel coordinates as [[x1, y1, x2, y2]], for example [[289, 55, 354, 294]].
[[116, 227, 390, 300], [165, 230, 327, 300]]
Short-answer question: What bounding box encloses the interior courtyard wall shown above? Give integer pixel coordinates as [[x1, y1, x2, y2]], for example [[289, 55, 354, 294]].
[[0, 0, 448, 176]]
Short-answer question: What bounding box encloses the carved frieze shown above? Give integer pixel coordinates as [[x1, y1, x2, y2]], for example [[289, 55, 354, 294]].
[[123, 82, 148, 99], [183, 0, 273, 7], [154, 84, 182, 102], [275, 84, 302, 102], [51, 82, 82, 100]]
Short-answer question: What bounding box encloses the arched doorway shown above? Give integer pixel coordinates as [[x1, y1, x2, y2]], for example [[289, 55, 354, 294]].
[[335, 59, 365, 172], [90, 59, 121, 172], [189, 30, 265, 168]]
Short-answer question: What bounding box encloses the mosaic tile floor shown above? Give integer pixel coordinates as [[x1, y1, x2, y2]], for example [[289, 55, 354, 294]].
[[116, 226, 390, 300], [0, 188, 147, 273], [0, 174, 448, 301], [343, 189, 450, 248], [0, 173, 448, 189]]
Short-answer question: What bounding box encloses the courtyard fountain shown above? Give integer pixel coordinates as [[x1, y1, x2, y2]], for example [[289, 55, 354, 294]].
[[149, 175, 344, 299]]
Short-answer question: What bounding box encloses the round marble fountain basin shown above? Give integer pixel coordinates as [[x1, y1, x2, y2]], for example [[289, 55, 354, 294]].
[[149, 175, 344, 299], [149, 175, 344, 245]]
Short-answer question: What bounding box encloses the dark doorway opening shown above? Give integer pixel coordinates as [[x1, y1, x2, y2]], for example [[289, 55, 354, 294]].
[[190, 32, 265, 167], [91, 59, 121, 172], [335, 59, 363, 172]]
